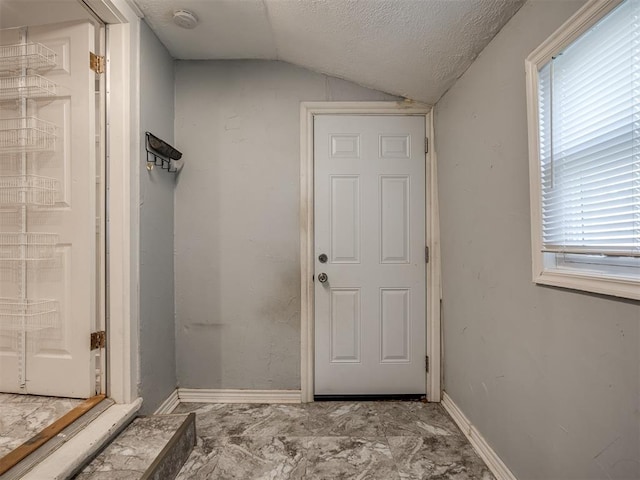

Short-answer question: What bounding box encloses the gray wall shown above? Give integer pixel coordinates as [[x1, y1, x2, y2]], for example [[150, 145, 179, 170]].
[[138, 21, 176, 413], [174, 60, 398, 389], [435, 1, 640, 479]]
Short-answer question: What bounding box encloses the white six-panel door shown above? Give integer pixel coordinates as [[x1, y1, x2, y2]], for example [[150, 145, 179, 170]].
[[314, 115, 427, 395], [0, 21, 97, 397]]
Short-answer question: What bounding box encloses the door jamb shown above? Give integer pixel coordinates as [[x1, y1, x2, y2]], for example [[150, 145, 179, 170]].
[[83, 0, 142, 404], [300, 101, 442, 403]]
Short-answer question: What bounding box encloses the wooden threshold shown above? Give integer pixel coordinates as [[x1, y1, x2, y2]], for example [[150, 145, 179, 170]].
[[0, 394, 106, 476]]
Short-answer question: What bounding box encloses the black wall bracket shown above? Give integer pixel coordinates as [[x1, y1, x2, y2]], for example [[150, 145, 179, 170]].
[[145, 132, 183, 173]]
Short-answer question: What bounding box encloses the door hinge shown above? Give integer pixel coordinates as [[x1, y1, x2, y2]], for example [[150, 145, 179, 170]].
[[425, 355, 430, 372], [425, 137, 429, 154], [425, 246, 430, 263], [90, 331, 106, 350], [90, 52, 105, 74]]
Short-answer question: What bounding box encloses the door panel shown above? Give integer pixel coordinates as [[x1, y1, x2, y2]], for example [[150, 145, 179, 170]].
[[28, 21, 96, 397], [314, 115, 427, 395], [330, 288, 361, 363], [380, 175, 410, 263], [331, 175, 360, 263], [0, 21, 96, 397], [380, 288, 410, 363]]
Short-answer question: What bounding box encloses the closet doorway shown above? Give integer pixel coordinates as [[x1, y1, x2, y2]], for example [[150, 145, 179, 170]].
[[0, 0, 106, 461]]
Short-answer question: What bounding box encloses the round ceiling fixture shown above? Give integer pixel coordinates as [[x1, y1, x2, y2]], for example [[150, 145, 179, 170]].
[[173, 9, 199, 29]]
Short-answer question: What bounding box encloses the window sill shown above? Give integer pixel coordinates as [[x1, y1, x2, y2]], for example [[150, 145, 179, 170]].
[[534, 269, 640, 301]]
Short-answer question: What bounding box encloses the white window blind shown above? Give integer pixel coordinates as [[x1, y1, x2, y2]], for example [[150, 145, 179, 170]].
[[538, 0, 640, 258]]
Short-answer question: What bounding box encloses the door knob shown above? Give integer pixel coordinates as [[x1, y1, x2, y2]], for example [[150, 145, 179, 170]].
[[318, 273, 328, 283]]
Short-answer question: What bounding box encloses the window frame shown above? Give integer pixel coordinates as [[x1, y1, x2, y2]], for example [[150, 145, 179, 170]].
[[525, 0, 640, 301]]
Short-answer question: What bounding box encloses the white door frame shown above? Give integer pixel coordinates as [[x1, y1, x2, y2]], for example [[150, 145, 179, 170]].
[[300, 101, 442, 403], [84, 0, 143, 404]]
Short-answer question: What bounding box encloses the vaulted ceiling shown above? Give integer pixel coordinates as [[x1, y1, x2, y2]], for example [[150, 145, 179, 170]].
[[134, 0, 526, 104], [0, 0, 526, 103]]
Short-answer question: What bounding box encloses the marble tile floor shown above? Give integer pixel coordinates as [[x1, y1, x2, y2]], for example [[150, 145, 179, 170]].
[[173, 401, 495, 480], [0, 393, 83, 458]]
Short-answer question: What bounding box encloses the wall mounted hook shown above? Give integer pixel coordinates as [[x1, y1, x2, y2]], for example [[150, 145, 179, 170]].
[[145, 132, 183, 174]]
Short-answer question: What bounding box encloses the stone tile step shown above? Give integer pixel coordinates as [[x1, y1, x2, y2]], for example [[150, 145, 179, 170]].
[[73, 413, 195, 480]]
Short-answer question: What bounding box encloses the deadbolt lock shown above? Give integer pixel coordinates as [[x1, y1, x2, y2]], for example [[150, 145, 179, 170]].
[[318, 253, 328, 263]]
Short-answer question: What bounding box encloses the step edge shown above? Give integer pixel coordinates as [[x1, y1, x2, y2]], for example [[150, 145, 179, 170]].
[[140, 412, 196, 480]]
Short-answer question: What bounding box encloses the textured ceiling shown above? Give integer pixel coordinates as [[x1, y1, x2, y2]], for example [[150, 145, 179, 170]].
[[134, 0, 525, 103]]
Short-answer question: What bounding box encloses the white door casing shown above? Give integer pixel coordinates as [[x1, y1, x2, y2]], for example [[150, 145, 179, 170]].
[[314, 115, 427, 395], [0, 21, 97, 397]]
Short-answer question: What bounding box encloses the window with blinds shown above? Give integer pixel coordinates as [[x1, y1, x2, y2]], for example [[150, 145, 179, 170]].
[[538, 0, 639, 257], [527, 0, 640, 299]]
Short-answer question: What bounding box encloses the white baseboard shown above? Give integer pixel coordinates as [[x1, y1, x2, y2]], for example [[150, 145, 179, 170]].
[[154, 389, 180, 414], [441, 392, 517, 480], [178, 388, 302, 404]]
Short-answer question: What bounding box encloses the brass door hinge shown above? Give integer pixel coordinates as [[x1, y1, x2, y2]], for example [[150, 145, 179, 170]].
[[90, 331, 106, 350], [90, 52, 105, 74]]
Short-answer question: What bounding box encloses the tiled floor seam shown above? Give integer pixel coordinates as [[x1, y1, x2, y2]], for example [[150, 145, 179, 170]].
[[377, 409, 405, 480], [384, 437, 409, 480]]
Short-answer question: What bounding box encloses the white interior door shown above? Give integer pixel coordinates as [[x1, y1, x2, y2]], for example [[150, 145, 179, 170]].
[[0, 21, 97, 397], [314, 115, 427, 395]]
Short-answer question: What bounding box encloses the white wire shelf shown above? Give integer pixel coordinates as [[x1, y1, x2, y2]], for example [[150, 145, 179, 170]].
[[0, 174, 58, 206], [0, 117, 57, 153], [0, 232, 59, 261], [0, 74, 57, 101], [0, 42, 57, 73], [0, 298, 58, 332]]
